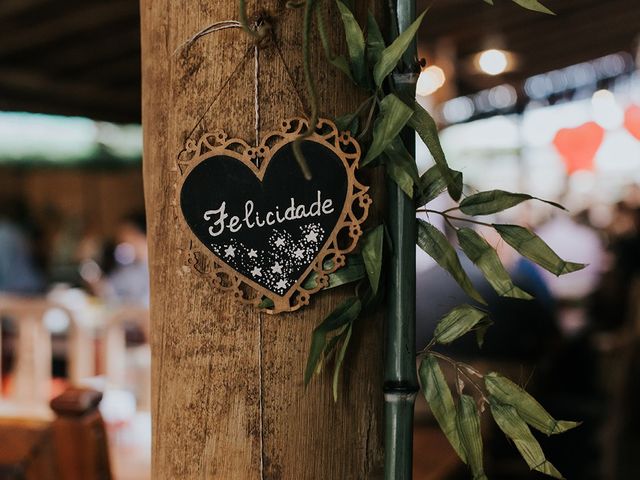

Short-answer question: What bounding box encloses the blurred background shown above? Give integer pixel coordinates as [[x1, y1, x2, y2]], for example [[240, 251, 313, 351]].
[[0, 0, 638, 479]]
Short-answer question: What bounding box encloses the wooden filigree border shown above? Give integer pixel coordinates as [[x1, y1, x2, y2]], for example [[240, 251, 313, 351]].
[[174, 118, 371, 314]]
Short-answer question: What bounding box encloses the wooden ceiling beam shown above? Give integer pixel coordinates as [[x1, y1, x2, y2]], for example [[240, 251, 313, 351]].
[[0, 68, 138, 112], [0, 1, 138, 57], [0, 0, 50, 19], [75, 56, 141, 84], [43, 29, 140, 74]]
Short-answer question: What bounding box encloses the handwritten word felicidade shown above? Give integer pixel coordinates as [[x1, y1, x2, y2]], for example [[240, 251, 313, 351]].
[[204, 190, 334, 237]]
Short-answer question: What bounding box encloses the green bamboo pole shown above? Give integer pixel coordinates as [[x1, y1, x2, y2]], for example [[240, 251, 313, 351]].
[[384, 1, 419, 479]]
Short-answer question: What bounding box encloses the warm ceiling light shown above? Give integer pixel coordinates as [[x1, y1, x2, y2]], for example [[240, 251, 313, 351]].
[[416, 65, 446, 96], [477, 49, 509, 75]]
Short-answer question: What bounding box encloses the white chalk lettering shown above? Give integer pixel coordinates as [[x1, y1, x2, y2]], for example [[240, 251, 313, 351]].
[[205, 191, 334, 237]]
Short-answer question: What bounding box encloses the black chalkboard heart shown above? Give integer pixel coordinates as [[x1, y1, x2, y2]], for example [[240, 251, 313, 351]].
[[181, 140, 347, 296], [177, 118, 370, 313]]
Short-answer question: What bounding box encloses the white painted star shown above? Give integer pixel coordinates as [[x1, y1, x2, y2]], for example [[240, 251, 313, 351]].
[[224, 245, 236, 257], [248, 249, 258, 258], [274, 237, 285, 247], [250, 266, 262, 277], [276, 279, 287, 290], [271, 262, 283, 274], [304, 231, 319, 243], [293, 248, 304, 259]]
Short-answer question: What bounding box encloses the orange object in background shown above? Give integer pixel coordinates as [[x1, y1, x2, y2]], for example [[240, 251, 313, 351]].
[[553, 121, 605, 174], [624, 104, 640, 141]]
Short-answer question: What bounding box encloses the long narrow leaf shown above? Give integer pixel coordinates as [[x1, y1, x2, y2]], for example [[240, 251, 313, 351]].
[[304, 297, 361, 385], [419, 355, 466, 461], [363, 94, 414, 165], [493, 224, 586, 276], [332, 322, 353, 402], [384, 136, 419, 198], [336, 1, 367, 86], [366, 12, 385, 65], [409, 101, 462, 200], [485, 372, 580, 435], [315, 4, 354, 81], [417, 220, 486, 304], [459, 190, 565, 216], [512, 0, 554, 15], [361, 225, 384, 295], [373, 10, 427, 87], [457, 227, 532, 300], [302, 254, 365, 290], [335, 112, 360, 135], [416, 165, 462, 207], [434, 304, 492, 345], [456, 395, 487, 480], [490, 400, 564, 478]]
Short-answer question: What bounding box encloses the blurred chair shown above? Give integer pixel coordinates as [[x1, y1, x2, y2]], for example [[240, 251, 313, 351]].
[[103, 306, 150, 411], [0, 295, 94, 418], [0, 387, 111, 480]]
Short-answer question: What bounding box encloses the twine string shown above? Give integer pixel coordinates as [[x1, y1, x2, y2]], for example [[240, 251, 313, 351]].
[[173, 20, 242, 55], [176, 14, 306, 157]]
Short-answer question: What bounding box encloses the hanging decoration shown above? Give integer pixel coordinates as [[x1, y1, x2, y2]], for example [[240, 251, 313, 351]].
[[553, 121, 604, 174], [173, 9, 371, 314], [624, 104, 640, 141], [177, 118, 370, 313]]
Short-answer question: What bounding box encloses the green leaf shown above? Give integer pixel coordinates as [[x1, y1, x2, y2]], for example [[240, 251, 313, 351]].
[[304, 297, 361, 385], [512, 0, 554, 15], [415, 165, 463, 207], [302, 254, 365, 290], [336, 1, 367, 86], [316, 5, 354, 82], [457, 227, 533, 300], [434, 304, 491, 345], [366, 12, 385, 65], [332, 322, 353, 402], [456, 395, 487, 480], [485, 372, 580, 436], [483, 0, 494, 4], [258, 297, 274, 309], [493, 224, 586, 276], [323, 325, 347, 359], [373, 9, 427, 87], [459, 190, 565, 216], [409, 101, 462, 200], [361, 225, 384, 295], [363, 94, 414, 165], [489, 400, 564, 478], [335, 113, 360, 135], [416, 220, 486, 304], [384, 136, 419, 198], [329, 55, 355, 82], [419, 355, 466, 461]]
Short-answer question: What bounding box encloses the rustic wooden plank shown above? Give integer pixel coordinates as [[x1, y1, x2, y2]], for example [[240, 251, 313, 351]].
[[140, 1, 385, 478]]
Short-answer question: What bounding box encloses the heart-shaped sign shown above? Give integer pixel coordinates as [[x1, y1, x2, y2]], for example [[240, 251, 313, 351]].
[[553, 121, 604, 174], [177, 118, 370, 313]]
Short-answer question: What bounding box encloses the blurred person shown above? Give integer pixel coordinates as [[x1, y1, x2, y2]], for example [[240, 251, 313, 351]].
[[85, 213, 149, 306], [536, 210, 605, 301], [416, 224, 558, 361], [0, 200, 44, 294], [591, 200, 640, 330]]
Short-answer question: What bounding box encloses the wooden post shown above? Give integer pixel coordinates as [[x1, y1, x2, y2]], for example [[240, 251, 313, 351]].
[[49, 387, 112, 480], [140, 2, 385, 478]]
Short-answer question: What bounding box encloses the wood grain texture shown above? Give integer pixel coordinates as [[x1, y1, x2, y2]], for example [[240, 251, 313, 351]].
[[140, 1, 385, 479]]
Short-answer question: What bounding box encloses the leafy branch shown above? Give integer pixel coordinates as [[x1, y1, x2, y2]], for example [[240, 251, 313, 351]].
[[239, 0, 580, 477]]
